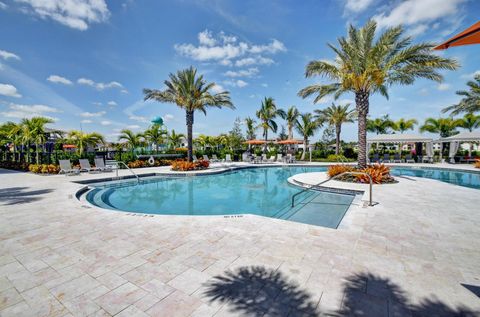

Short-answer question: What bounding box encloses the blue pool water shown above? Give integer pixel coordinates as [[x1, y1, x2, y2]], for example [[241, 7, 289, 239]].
[[85, 166, 480, 228]]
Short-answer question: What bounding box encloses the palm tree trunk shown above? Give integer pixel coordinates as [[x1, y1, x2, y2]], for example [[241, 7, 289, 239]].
[[36, 142, 40, 164], [186, 110, 194, 162], [356, 91, 369, 168], [335, 124, 341, 155], [288, 125, 293, 140], [263, 128, 268, 153], [301, 138, 307, 160]]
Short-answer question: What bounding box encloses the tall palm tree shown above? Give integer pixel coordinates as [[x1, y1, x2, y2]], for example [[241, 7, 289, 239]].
[[20, 117, 54, 164], [443, 75, 480, 115], [67, 130, 105, 156], [118, 129, 144, 153], [0, 122, 20, 161], [244, 117, 257, 140], [394, 118, 418, 133], [168, 129, 185, 149], [420, 118, 462, 138], [144, 67, 234, 162], [195, 134, 211, 151], [298, 20, 458, 167], [284, 106, 300, 140], [256, 97, 286, 153], [295, 113, 321, 160], [144, 124, 167, 153], [366, 115, 396, 135], [458, 113, 480, 132], [314, 103, 356, 155]]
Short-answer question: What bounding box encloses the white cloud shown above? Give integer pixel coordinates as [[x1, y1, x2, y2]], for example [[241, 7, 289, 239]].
[[0, 102, 61, 120], [128, 114, 148, 123], [107, 101, 117, 107], [461, 70, 480, 79], [419, 88, 429, 96], [406, 24, 429, 37], [163, 114, 174, 122], [0, 49, 20, 61], [92, 102, 102, 106], [77, 77, 124, 91], [223, 79, 248, 88], [344, 0, 374, 13], [100, 120, 111, 126], [126, 124, 140, 129], [0, 83, 21, 98], [80, 111, 106, 118], [120, 89, 128, 94], [81, 119, 92, 124], [374, 0, 465, 30], [210, 84, 225, 94], [174, 29, 285, 67], [47, 75, 72, 85], [224, 67, 259, 78], [437, 83, 450, 91], [261, 83, 268, 88], [15, 0, 110, 31], [0, 2, 7, 9]]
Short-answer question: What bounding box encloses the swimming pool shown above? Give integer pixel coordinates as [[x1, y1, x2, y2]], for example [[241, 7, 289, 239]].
[[84, 165, 480, 228]]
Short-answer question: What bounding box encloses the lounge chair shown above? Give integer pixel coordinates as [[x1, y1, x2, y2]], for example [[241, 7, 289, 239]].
[[192, 155, 198, 162], [253, 154, 262, 164], [58, 159, 80, 176], [422, 156, 433, 163], [405, 154, 415, 163], [382, 154, 391, 163], [393, 153, 402, 163], [268, 155, 276, 163], [287, 153, 296, 163], [224, 154, 232, 163], [276, 154, 283, 162], [212, 154, 220, 162], [202, 155, 210, 162], [262, 154, 268, 162], [79, 159, 102, 173], [94, 158, 113, 172], [371, 153, 380, 163]]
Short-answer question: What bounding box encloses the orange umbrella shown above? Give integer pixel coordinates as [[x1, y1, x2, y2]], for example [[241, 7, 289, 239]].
[[244, 139, 266, 145], [63, 144, 77, 149], [434, 21, 480, 50], [276, 139, 303, 145]]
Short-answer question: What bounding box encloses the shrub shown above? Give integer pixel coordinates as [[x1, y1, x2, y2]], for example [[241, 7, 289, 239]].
[[327, 164, 355, 177], [171, 159, 209, 171], [127, 160, 146, 168], [326, 154, 348, 162], [357, 164, 392, 184], [474, 159, 480, 169], [0, 161, 30, 171], [28, 164, 60, 174]]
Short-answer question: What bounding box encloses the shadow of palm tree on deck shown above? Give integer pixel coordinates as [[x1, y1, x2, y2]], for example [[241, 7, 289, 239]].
[[0, 186, 54, 205], [204, 267, 479, 317]]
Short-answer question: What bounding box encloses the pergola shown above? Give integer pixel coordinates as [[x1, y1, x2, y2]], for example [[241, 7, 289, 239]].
[[439, 131, 480, 162], [367, 133, 435, 160]]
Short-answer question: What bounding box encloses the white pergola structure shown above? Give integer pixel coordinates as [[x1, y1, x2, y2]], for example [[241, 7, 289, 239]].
[[367, 134, 435, 162], [439, 131, 480, 163]]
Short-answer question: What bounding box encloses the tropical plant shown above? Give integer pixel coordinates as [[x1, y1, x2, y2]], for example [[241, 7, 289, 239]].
[[168, 129, 185, 149], [20, 117, 54, 164], [118, 129, 144, 152], [67, 130, 105, 156], [295, 113, 321, 160], [394, 118, 418, 133], [366, 115, 396, 135], [442, 74, 480, 115], [458, 113, 480, 132], [195, 134, 212, 150], [314, 103, 356, 155], [144, 124, 167, 153], [144, 67, 234, 161], [244, 117, 257, 140], [256, 97, 286, 152], [284, 106, 300, 140], [419, 117, 462, 138], [298, 20, 459, 167]]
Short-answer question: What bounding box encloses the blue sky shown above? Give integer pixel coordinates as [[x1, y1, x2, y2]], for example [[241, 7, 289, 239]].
[[0, 0, 479, 142]]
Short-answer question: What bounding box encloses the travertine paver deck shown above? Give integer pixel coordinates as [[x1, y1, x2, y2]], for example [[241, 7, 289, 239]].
[[0, 163, 479, 316]]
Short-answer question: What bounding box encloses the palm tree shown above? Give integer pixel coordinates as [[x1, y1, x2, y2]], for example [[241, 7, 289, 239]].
[[19, 117, 54, 164], [144, 67, 234, 162], [118, 129, 144, 153], [295, 113, 321, 160], [366, 115, 396, 135], [168, 129, 185, 149], [67, 130, 105, 156], [458, 113, 480, 156], [420, 118, 462, 138], [144, 124, 167, 153], [394, 118, 418, 133], [298, 20, 458, 167], [0, 121, 20, 161], [244, 117, 257, 140], [443, 74, 480, 115], [284, 106, 300, 140], [314, 103, 356, 155], [256, 97, 286, 153], [195, 134, 212, 151]]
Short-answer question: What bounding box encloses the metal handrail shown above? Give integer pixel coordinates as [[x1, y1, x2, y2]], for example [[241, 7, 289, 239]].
[[291, 171, 374, 208], [107, 160, 139, 183]]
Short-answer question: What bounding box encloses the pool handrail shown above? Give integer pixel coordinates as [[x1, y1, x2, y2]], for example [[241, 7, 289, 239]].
[[291, 171, 374, 208], [106, 160, 139, 183]]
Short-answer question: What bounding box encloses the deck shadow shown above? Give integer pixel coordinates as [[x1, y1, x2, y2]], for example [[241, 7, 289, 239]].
[[0, 186, 54, 205], [203, 267, 479, 317]]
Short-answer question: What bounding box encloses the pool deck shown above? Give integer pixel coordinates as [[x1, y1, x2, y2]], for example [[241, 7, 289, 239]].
[[0, 162, 479, 316]]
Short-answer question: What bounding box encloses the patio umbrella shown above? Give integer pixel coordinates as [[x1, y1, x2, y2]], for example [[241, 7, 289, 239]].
[[434, 21, 480, 50], [62, 144, 76, 149], [275, 139, 303, 145], [244, 139, 266, 145]]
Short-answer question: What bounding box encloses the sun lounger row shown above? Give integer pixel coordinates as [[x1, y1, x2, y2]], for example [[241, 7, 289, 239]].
[[59, 158, 113, 176], [370, 153, 421, 163]]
